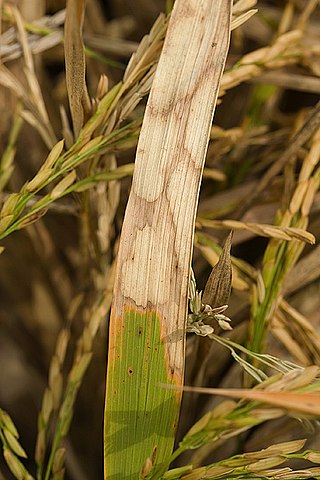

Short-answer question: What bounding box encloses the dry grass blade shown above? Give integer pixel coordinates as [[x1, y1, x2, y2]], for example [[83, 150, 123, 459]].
[[197, 219, 315, 244], [10, 5, 56, 148], [202, 232, 233, 308], [231, 9, 258, 31], [12, 8, 45, 119], [179, 385, 320, 417], [0, 6, 65, 62], [0, 15, 56, 148], [0, 64, 29, 102], [64, 0, 91, 139]]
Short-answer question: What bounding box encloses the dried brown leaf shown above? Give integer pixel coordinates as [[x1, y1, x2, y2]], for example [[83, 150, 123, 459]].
[[64, 0, 91, 138], [202, 232, 233, 307]]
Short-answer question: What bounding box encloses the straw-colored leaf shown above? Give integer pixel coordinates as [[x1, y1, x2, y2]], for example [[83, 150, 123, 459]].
[[104, 1, 232, 478], [179, 385, 320, 417], [64, 0, 91, 138], [231, 9, 258, 31]]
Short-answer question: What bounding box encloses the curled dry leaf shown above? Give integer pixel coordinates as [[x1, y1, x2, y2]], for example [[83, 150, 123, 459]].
[[202, 231, 233, 308], [64, 0, 91, 138]]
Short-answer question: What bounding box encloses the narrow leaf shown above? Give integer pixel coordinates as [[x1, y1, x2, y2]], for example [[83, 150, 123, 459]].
[[104, 1, 232, 479], [64, 0, 91, 138]]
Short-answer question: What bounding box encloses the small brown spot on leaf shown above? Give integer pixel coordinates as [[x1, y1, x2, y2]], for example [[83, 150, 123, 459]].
[[151, 446, 157, 463], [128, 367, 133, 375]]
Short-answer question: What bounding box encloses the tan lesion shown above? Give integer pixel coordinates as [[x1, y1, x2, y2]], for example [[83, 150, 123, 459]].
[[112, 0, 232, 382], [116, 189, 189, 377], [120, 199, 178, 309]]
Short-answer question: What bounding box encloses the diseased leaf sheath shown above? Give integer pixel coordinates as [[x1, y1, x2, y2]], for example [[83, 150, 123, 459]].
[[64, 0, 91, 138]]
